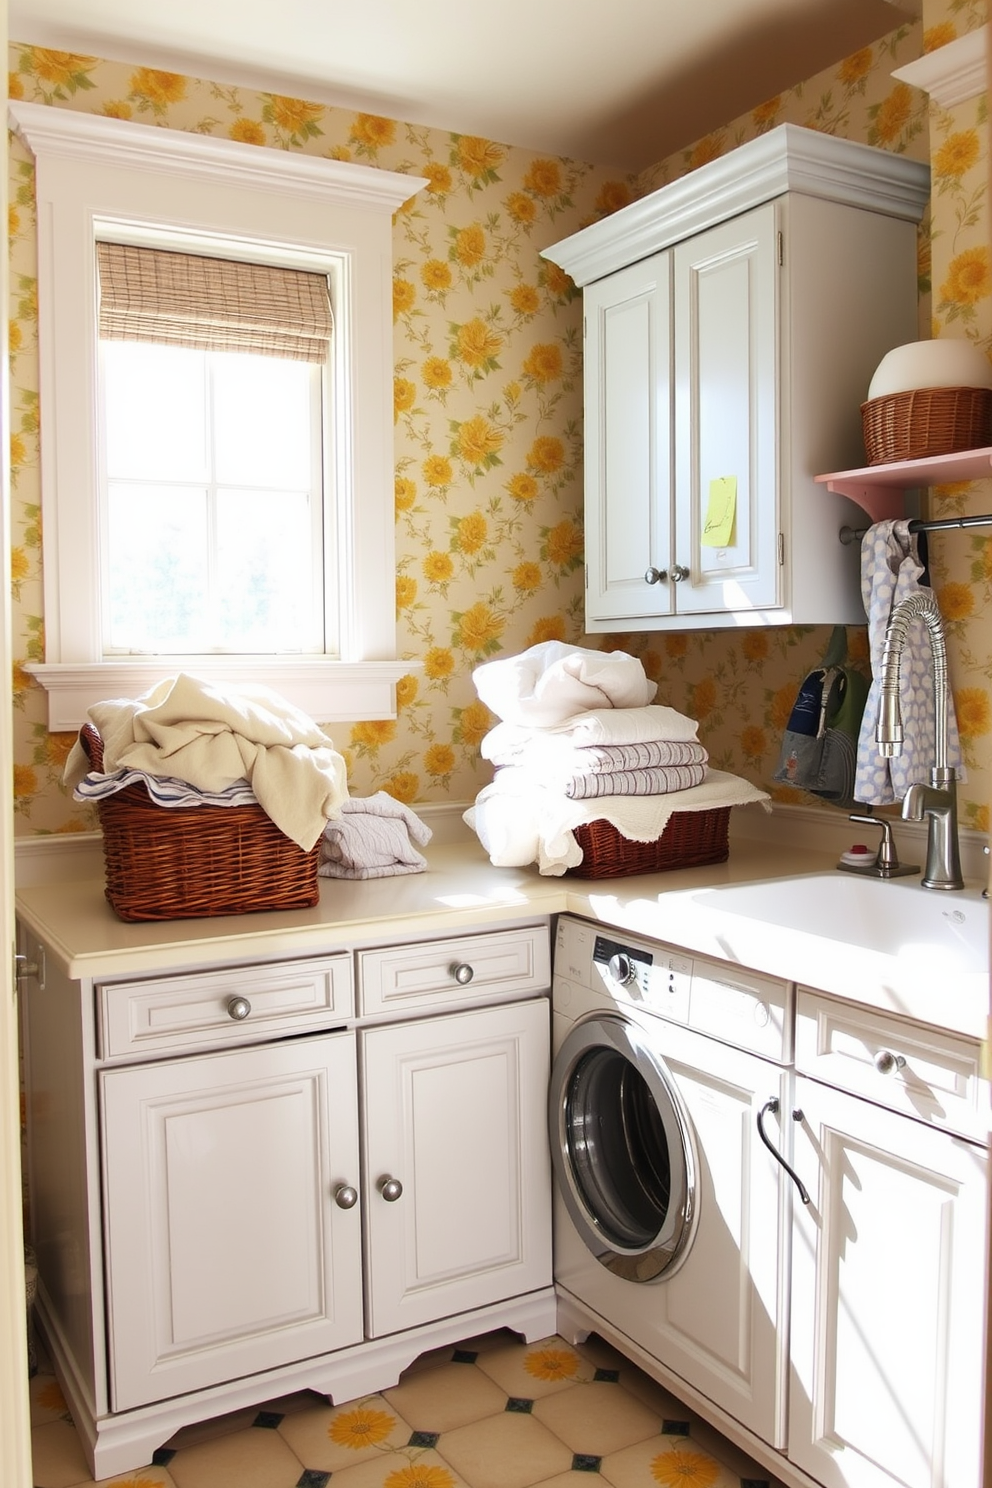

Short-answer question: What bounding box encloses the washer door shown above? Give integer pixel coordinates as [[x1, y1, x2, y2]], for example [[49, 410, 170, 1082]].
[[550, 1013, 698, 1282]]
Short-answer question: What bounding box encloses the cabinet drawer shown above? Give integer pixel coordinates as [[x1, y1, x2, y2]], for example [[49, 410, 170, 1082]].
[[99, 955, 354, 1060], [358, 925, 550, 1018], [795, 989, 988, 1141]]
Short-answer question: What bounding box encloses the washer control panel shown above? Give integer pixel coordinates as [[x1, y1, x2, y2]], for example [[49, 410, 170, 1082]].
[[591, 933, 692, 1023], [555, 915, 792, 1060]]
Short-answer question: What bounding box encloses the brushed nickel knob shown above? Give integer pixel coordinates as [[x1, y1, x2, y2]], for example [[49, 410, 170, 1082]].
[[227, 996, 252, 1021], [451, 963, 474, 985], [379, 1175, 404, 1202], [670, 563, 689, 582], [334, 1184, 358, 1210], [644, 566, 666, 585], [873, 1049, 906, 1076]]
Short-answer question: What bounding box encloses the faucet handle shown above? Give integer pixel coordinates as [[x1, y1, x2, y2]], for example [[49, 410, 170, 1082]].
[[846, 814, 920, 878], [849, 813, 899, 870]]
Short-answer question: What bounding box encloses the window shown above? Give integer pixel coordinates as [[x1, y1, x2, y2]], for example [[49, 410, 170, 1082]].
[[97, 244, 331, 657], [10, 101, 426, 729]]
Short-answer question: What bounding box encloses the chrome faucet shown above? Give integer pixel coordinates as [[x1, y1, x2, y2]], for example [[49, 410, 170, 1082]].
[[875, 589, 964, 890]]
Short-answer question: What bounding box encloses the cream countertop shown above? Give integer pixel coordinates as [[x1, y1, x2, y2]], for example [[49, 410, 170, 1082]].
[[15, 833, 989, 1040]]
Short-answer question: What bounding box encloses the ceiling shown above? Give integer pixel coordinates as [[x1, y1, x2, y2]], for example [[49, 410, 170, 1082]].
[[10, 0, 920, 172]]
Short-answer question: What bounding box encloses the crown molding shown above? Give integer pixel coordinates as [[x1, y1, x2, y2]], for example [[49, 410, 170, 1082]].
[[541, 123, 929, 287], [892, 26, 988, 108], [8, 100, 427, 211]]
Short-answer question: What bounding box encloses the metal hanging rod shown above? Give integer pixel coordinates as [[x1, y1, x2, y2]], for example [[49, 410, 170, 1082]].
[[839, 512, 992, 545]]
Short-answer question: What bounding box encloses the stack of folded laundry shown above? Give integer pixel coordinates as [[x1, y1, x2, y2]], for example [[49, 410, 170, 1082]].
[[464, 641, 769, 875], [319, 793, 432, 879]]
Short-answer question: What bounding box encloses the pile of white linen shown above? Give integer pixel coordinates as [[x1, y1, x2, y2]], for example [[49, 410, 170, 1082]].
[[319, 794, 432, 879], [464, 644, 769, 875], [64, 672, 348, 851]]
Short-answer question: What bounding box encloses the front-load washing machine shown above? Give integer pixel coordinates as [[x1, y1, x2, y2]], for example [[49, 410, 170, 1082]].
[[550, 914, 796, 1448]]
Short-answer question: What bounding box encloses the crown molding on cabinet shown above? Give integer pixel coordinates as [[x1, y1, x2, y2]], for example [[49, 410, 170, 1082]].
[[892, 26, 989, 108], [540, 123, 930, 287]]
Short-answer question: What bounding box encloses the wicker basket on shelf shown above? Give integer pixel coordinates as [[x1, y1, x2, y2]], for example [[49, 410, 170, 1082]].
[[80, 723, 321, 922], [861, 386, 992, 465], [566, 807, 731, 879]]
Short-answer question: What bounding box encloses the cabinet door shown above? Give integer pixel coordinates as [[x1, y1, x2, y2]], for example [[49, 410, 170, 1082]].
[[789, 1076, 986, 1488], [674, 202, 780, 616], [583, 251, 673, 625], [362, 998, 552, 1336], [101, 1032, 363, 1410]]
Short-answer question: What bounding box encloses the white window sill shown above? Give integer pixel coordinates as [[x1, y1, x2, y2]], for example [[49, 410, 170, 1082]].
[[28, 659, 418, 732]]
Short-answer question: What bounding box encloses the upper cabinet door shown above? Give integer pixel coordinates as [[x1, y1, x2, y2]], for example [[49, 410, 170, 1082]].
[[584, 251, 673, 624], [674, 202, 781, 616]]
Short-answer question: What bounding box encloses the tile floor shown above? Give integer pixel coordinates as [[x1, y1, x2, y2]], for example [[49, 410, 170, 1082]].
[[29, 1327, 788, 1488]]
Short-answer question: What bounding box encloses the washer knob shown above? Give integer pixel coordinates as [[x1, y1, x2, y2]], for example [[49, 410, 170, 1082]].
[[607, 953, 637, 986]]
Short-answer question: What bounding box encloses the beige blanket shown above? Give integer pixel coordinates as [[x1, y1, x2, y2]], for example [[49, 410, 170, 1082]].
[[64, 673, 348, 851]]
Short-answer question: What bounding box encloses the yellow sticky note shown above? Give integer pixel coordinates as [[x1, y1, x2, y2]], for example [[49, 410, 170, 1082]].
[[702, 476, 737, 548]]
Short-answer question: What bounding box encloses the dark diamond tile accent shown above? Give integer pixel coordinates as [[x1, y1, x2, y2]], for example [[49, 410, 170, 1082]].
[[151, 1447, 177, 1466], [409, 1430, 440, 1448], [593, 1367, 620, 1383], [505, 1397, 534, 1413], [297, 1472, 331, 1488], [451, 1348, 478, 1364], [253, 1410, 284, 1429], [572, 1453, 602, 1472], [662, 1419, 691, 1435]]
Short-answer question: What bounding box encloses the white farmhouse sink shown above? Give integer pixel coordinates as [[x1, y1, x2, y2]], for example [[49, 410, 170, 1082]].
[[689, 872, 988, 976]]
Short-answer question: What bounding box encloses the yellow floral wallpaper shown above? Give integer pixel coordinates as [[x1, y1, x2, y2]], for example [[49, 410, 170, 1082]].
[[7, 0, 991, 838]]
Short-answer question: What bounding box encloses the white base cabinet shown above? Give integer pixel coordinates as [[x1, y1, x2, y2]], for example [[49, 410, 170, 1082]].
[[789, 1076, 986, 1488], [19, 923, 554, 1479]]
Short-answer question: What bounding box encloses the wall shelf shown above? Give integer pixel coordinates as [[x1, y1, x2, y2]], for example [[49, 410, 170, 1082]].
[[815, 447, 992, 522]]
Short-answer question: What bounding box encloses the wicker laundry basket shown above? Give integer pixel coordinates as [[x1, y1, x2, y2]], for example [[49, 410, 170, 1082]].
[[566, 807, 731, 879], [80, 724, 321, 922]]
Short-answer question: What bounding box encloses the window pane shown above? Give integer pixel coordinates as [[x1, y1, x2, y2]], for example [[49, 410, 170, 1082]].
[[215, 490, 317, 651], [212, 354, 314, 489], [103, 342, 208, 482], [106, 484, 208, 652]]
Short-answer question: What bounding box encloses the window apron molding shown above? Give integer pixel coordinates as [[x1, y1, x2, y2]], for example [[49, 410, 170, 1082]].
[[9, 101, 426, 728]]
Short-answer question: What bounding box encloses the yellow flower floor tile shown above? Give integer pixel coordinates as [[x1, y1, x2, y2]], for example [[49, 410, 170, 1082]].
[[28, 1329, 788, 1488]]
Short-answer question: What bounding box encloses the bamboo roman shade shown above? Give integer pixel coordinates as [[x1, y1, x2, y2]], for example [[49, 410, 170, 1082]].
[[96, 242, 333, 362]]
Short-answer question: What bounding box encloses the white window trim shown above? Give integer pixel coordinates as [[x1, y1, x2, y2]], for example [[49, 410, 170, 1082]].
[[10, 100, 426, 729]]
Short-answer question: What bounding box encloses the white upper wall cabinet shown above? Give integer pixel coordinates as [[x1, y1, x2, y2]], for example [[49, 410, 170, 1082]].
[[542, 125, 930, 633]]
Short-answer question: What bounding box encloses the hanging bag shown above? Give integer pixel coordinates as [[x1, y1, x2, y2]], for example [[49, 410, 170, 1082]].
[[773, 629, 869, 809]]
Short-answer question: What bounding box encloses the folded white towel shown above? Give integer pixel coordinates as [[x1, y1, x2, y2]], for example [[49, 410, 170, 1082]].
[[472, 642, 656, 727], [319, 792, 432, 879], [63, 673, 348, 851], [465, 769, 770, 875], [496, 762, 707, 799], [482, 705, 699, 758], [73, 767, 259, 809]]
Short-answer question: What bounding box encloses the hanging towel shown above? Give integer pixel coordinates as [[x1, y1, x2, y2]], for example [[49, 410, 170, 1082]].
[[854, 521, 964, 805], [472, 642, 656, 727]]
